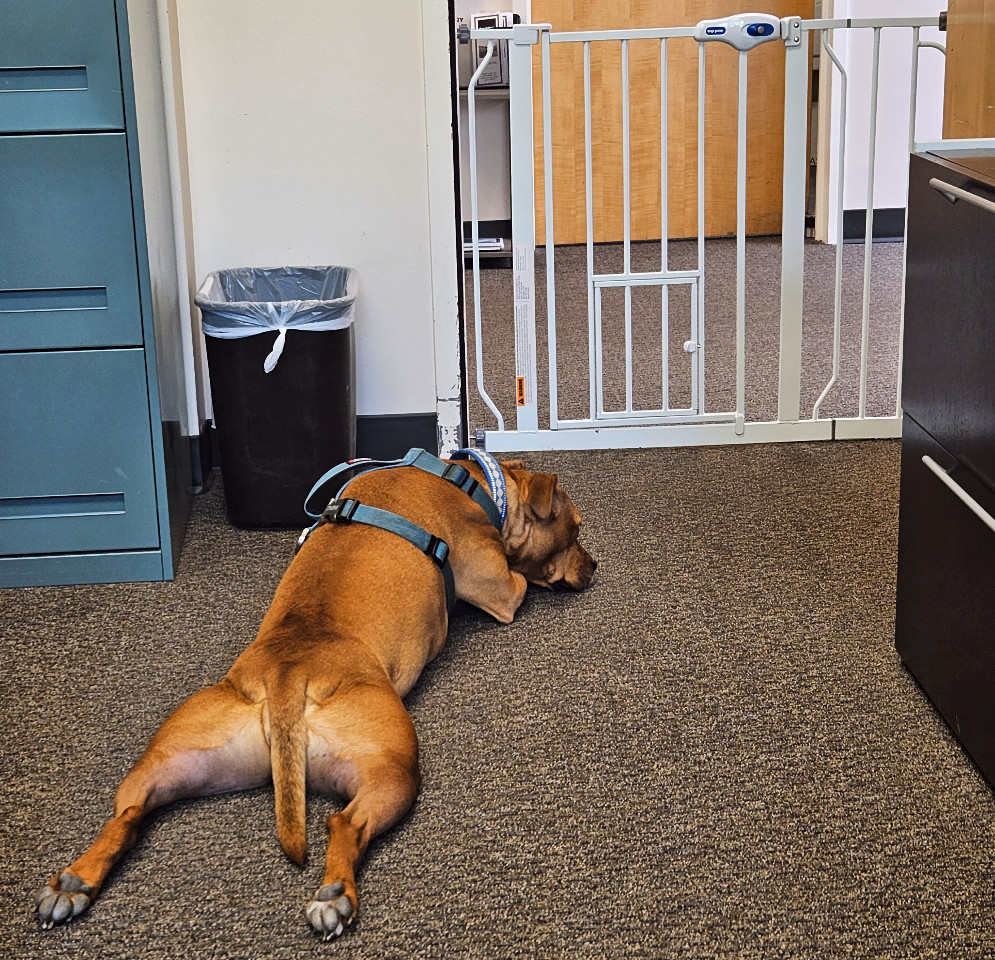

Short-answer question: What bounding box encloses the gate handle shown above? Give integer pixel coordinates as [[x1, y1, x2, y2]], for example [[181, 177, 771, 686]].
[[922, 455, 995, 535], [929, 177, 995, 216]]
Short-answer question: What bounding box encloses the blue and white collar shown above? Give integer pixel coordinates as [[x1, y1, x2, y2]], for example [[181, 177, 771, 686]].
[[452, 448, 507, 528]]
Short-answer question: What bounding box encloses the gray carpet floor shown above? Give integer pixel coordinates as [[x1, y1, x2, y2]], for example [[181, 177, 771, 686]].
[[3, 441, 995, 959], [466, 238, 904, 431]]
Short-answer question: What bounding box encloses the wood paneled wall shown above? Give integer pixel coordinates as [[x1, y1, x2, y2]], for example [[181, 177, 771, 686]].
[[531, 1, 813, 245]]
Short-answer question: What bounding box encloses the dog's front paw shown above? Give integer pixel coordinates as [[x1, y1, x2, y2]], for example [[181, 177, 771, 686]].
[[35, 871, 92, 928], [305, 881, 356, 940]]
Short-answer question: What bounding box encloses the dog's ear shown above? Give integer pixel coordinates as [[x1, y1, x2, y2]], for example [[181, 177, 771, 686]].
[[522, 473, 558, 521], [501, 458, 527, 472]]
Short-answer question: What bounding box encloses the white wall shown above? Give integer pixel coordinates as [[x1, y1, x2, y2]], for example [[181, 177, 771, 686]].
[[174, 0, 454, 419], [820, 0, 947, 242]]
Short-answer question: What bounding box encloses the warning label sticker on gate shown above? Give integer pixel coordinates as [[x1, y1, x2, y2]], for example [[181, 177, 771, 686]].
[[513, 244, 536, 408], [513, 301, 536, 407]]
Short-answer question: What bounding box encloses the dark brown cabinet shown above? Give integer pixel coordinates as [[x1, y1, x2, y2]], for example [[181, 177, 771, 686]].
[[896, 149, 995, 787]]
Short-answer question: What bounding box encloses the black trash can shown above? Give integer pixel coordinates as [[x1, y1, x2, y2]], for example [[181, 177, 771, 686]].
[[196, 266, 358, 529]]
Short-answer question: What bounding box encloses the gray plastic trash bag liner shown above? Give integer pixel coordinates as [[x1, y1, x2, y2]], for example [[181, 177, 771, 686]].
[[196, 265, 358, 372]]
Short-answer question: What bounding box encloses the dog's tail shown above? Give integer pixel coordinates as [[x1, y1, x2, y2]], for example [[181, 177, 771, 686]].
[[267, 668, 309, 865]]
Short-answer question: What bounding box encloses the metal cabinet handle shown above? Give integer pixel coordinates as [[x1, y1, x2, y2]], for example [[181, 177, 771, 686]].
[[922, 456, 995, 534], [929, 177, 995, 216]]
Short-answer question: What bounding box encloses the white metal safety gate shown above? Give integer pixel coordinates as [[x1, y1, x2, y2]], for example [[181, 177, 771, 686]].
[[462, 12, 961, 453]]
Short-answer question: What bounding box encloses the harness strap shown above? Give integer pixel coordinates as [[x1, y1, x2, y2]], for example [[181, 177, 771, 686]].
[[406, 449, 502, 531], [302, 450, 423, 519], [302, 447, 502, 531], [319, 497, 456, 614], [295, 447, 507, 618]]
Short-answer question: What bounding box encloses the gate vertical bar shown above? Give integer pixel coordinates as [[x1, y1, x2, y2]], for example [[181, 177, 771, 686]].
[[508, 24, 545, 433], [660, 38, 670, 413], [735, 49, 748, 434], [813, 30, 847, 420], [907, 26, 921, 156], [622, 39, 634, 412], [584, 42, 596, 422], [540, 28, 558, 428], [695, 40, 706, 414], [858, 27, 882, 419], [778, 26, 808, 424], [896, 27, 920, 419]]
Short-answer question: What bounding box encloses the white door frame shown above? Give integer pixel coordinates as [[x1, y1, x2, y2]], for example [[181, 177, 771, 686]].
[[424, 0, 467, 457]]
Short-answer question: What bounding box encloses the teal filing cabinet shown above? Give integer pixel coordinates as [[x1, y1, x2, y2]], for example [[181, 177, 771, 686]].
[[0, 0, 191, 586]]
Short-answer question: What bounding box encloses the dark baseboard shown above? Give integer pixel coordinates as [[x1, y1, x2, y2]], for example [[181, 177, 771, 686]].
[[357, 412, 439, 459], [189, 421, 216, 494], [842, 207, 906, 243]]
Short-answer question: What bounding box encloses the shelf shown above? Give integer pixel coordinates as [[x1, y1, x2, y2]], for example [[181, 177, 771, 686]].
[[458, 87, 510, 100]]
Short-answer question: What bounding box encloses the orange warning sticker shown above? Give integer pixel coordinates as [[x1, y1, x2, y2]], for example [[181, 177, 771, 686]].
[[516, 377, 526, 406]]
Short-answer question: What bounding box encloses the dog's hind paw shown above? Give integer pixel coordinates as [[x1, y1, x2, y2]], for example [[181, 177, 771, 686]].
[[35, 872, 92, 928], [305, 881, 356, 940]]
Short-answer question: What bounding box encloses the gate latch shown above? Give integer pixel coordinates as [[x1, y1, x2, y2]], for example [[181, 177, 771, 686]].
[[683, 340, 699, 354], [693, 14, 781, 51]]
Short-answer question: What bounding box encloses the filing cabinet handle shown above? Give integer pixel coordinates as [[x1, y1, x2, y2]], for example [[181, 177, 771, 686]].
[[922, 456, 995, 535], [929, 178, 995, 216]]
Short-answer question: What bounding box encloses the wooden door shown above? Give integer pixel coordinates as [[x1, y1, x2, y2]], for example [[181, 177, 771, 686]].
[[943, 0, 995, 139], [531, 1, 813, 244]]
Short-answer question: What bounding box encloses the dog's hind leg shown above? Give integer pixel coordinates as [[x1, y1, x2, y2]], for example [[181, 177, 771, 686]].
[[303, 683, 420, 940], [35, 679, 269, 928]]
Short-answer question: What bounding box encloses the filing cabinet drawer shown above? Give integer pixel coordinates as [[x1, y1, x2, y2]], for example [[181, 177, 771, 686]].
[[0, 0, 123, 132], [903, 153, 995, 488], [0, 349, 160, 556], [895, 415, 995, 786], [0, 133, 143, 350]]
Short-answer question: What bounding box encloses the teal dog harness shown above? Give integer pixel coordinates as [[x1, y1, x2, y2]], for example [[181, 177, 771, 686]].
[[296, 448, 507, 615]]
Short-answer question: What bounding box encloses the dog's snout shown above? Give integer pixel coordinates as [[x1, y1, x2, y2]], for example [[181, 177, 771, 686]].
[[561, 546, 596, 591]]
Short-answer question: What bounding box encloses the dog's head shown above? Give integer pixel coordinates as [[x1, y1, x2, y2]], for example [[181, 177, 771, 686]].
[[501, 461, 597, 592]]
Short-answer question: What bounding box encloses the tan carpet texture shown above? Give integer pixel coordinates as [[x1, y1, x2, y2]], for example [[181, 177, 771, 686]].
[[3, 441, 995, 959]]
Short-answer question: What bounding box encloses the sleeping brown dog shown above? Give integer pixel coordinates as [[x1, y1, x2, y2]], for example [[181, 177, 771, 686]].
[[35, 454, 596, 939]]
